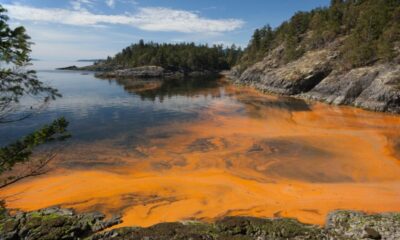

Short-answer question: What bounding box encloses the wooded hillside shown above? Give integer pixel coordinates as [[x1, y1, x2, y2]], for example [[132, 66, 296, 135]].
[[239, 0, 400, 70]]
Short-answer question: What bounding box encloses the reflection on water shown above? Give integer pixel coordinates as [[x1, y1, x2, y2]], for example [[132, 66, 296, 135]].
[[1, 70, 400, 227], [106, 76, 222, 101]]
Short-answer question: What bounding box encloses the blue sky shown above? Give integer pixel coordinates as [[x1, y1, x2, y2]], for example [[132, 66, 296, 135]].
[[0, 0, 330, 61]]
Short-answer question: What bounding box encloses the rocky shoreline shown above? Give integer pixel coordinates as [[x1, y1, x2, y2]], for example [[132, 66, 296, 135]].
[[56, 64, 221, 81], [1, 207, 399, 239], [58, 56, 400, 114], [78, 65, 219, 80], [226, 41, 400, 114]]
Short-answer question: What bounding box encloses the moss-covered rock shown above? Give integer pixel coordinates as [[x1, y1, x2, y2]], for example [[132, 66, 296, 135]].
[[0, 207, 121, 240], [326, 210, 400, 240], [1, 208, 399, 240], [215, 216, 328, 239]]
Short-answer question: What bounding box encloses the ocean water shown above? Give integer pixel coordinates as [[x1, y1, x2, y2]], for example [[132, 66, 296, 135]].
[[1, 62, 399, 227]]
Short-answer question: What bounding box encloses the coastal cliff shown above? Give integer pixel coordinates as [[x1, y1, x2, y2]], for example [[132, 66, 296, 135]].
[[1, 207, 399, 240], [227, 0, 400, 113], [227, 42, 400, 113]]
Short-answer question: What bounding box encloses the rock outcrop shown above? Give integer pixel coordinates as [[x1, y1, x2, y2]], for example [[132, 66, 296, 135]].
[[0, 207, 121, 240], [231, 49, 335, 95], [300, 65, 400, 113], [1, 207, 400, 239], [56, 66, 80, 70], [95, 66, 167, 79], [90, 66, 218, 80], [58, 64, 219, 80], [326, 210, 400, 240], [227, 42, 400, 113]]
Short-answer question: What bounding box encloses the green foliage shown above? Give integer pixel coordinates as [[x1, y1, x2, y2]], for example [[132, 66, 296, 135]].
[[0, 4, 61, 123], [98, 41, 242, 72], [283, 35, 305, 63], [238, 24, 275, 70], [341, 0, 397, 67], [239, 0, 400, 70], [0, 117, 70, 174], [0, 6, 30, 65], [0, 4, 70, 179]]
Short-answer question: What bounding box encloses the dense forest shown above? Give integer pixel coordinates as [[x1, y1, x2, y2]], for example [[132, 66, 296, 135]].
[[97, 0, 399, 73], [95, 41, 242, 72], [239, 0, 400, 71]]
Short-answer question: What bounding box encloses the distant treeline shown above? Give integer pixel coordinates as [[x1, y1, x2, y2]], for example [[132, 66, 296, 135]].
[[97, 40, 243, 72], [95, 0, 399, 73], [239, 0, 400, 70]]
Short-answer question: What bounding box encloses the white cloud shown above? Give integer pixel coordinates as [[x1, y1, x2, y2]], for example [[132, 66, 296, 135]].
[[4, 4, 244, 33], [21, 24, 138, 60], [71, 0, 94, 11], [133, 8, 243, 33], [105, 0, 115, 8]]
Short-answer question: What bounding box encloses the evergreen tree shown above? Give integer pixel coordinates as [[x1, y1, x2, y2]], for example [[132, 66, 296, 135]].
[[238, 0, 400, 70], [100, 41, 242, 72]]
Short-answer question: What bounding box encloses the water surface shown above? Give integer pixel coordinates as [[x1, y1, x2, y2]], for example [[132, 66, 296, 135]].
[[1, 66, 400, 227]]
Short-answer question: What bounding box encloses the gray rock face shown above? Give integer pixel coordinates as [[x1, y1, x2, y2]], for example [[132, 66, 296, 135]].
[[300, 67, 380, 105], [229, 46, 400, 113], [353, 66, 400, 113], [300, 65, 400, 113], [231, 49, 334, 95]]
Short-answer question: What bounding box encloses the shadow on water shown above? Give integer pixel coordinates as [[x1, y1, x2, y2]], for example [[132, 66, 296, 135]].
[[237, 96, 311, 112]]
